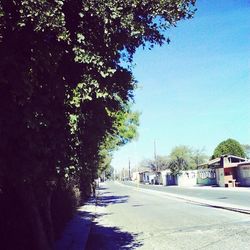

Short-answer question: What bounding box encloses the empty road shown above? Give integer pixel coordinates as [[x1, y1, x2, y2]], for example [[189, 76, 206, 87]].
[[86, 182, 250, 249]]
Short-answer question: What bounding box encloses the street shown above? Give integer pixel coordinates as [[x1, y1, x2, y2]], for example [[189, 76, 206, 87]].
[[86, 182, 250, 250], [123, 181, 250, 210]]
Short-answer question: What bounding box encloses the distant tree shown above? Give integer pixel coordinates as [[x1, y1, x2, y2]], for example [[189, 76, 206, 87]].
[[212, 138, 246, 158], [138, 159, 154, 171], [96, 107, 139, 178], [242, 144, 250, 159], [105, 166, 114, 180], [155, 155, 169, 170], [191, 148, 208, 166], [168, 156, 188, 175], [138, 155, 168, 171], [169, 145, 196, 169]]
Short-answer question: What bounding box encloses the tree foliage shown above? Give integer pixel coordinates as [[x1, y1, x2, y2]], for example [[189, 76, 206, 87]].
[[212, 138, 246, 159], [241, 144, 250, 159], [169, 145, 194, 169], [169, 145, 208, 169], [191, 147, 208, 166], [141, 155, 169, 171], [138, 158, 153, 171], [137, 145, 206, 175], [0, 0, 196, 249], [104, 165, 114, 180], [168, 156, 188, 175]]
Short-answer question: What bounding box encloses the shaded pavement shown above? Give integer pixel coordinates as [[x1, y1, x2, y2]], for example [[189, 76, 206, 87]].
[[86, 187, 142, 249]]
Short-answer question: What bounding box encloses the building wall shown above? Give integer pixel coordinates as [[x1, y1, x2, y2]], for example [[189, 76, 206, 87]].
[[176, 170, 197, 187], [139, 173, 145, 183], [197, 168, 216, 185], [216, 168, 225, 187], [148, 173, 156, 184], [223, 157, 230, 166], [162, 170, 197, 186], [161, 170, 171, 186], [132, 172, 139, 181], [237, 164, 250, 186], [138, 172, 156, 184]]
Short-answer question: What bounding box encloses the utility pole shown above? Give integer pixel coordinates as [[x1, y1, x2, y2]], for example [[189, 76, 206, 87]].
[[154, 139, 158, 172], [128, 159, 131, 180], [154, 139, 159, 185]]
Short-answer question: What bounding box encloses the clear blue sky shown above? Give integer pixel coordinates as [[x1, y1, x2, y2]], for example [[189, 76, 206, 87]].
[[112, 0, 250, 170]]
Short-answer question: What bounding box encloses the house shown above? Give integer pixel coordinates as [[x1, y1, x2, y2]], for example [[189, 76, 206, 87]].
[[198, 155, 248, 187], [135, 170, 163, 185], [135, 155, 250, 188], [132, 171, 140, 182], [236, 162, 250, 186], [138, 170, 151, 184]]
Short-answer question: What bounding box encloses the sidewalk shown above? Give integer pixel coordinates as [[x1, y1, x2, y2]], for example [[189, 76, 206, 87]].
[[138, 182, 250, 192], [55, 197, 98, 250], [187, 185, 250, 192]]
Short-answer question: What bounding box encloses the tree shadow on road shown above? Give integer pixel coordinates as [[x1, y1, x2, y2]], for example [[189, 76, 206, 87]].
[[97, 186, 108, 191], [85, 193, 143, 249], [55, 193, 139, 250], [96, 195, 129, 207], [132, 204, 144, 207], [86, 221, 143, 250], [57, 208, 143, 249], [100, 191, 112, 195], [55, 210, 93, 250]]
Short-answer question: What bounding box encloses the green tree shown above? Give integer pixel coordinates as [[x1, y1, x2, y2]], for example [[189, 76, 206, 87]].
[[144, 155, 169, 171], [97, 106, 139, 177], [105, 165, 114, 180], [155, 155, 169, 170], [0, 1, 196, 249], [191, 148, 208, 166], [212, 138, 246, 158], [169, 145, 196, 169], [242, 144, 250, 159], [137, 158, 152, 171], [168, 156, 188, 175]]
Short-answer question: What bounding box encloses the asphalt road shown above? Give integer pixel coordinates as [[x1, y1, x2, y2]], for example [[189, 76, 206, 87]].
[[86, 182, 250, 250], [123, 181, 250, 209]]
